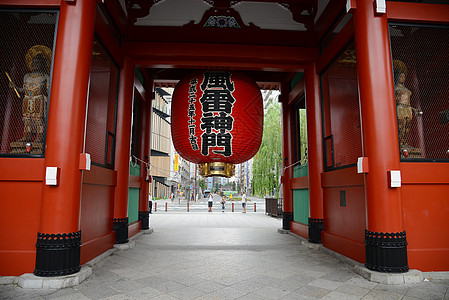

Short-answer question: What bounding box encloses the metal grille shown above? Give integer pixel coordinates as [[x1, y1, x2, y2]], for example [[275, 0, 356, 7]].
[[0, 10, 57, 156], [85, 38, 119, 168], [390, 23, 449, 161], [321, 43, 362, 170]]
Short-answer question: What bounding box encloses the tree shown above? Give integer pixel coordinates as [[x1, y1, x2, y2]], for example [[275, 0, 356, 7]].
[[299, 108, 308, 163], [252, 101, 282, 197], [199, 179, 206, 190]]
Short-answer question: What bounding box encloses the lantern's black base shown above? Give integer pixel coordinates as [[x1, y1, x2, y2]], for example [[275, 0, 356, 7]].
[[308, 218, 324, 244], [34, 231, 81, 277], [365, 230, 409, 273], [139, 210, 150, 230], [282, 212, 293, 230], [113, 217, 129, 244]]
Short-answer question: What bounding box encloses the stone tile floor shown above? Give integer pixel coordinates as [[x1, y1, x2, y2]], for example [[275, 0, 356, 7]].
[[1, 212, 448, 299]]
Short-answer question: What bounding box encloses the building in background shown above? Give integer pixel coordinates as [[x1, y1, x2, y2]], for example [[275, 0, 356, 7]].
[[149, 88, 171, 198]]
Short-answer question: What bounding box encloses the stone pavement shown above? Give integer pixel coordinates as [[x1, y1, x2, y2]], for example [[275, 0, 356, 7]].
[[1, 212, 448, 300]]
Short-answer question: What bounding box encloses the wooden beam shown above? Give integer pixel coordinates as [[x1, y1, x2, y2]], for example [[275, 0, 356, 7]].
[[288, 80, 305, 105], [0, 0, 60, 6], [125, 42, 318, 72], [314, 0, 346, 44], [387, 2, 449, 24]]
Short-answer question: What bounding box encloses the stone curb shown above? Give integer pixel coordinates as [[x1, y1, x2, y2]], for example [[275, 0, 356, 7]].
[[17, 266, 92, 289], [1, 227, 155, 289], [284, 229, 428, 285]]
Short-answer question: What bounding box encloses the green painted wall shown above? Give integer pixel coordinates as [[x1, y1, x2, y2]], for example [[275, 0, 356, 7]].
[[293, 164, 309, 224], [293, 164, 308, 178], [130, 163, 140, 176], [293, 189, 309, 224], [128, 188, 139, 223], [128, 163, 140, 223]]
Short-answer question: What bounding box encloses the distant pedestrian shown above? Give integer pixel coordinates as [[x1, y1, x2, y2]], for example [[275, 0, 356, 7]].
[[148, 193, 153, 214], [242, 193, 247, 213], [208, 193, 213, 212], [221, 196, 226, 212]]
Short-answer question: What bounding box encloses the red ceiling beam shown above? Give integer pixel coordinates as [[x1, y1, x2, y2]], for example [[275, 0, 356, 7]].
[[0, 0, 60, 6], [125, 42, 318, 72], [313, 0, 346, 44], [387, 2, 449, 24], [288, 80, 305, 106]]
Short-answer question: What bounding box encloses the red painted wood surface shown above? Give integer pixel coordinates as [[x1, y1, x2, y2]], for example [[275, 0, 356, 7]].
[[0, 159, 44, 275], [321, 167, 366, 263], [387, 2, 449, 24], [400, 163, 449, 271], [322, 232, 366, 263], [354, 0, 403, 233], [281, 92, 294, 214], [305, 63, 324, 221], [139, 78, 153, 213], [114, 57, 134, 219], [80, 165, 116, 263], [128, 221, 141, 239], [290, 176, 308, 190], [39, 0, 96, 234], [291, 221, 309, 240]]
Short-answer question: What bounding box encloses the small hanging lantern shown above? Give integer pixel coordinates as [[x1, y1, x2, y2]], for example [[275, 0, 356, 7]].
[[171, 71, 263, 177]]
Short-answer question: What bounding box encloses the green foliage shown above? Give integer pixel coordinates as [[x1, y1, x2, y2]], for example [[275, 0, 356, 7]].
[[199, 179, 206, 190], [299, 109, 308, 163], [252, 102, 282, 197]]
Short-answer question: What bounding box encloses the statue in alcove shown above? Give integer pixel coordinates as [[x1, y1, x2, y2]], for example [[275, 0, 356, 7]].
[[393, 60, 422, 158], [8, 45, 51, 153]]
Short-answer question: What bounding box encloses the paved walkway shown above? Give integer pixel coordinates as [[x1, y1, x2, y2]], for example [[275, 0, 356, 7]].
[[1, 212, 448, 300]]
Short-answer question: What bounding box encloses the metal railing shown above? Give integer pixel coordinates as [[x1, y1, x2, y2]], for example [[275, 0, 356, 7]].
[[265, 197, 282, 218]]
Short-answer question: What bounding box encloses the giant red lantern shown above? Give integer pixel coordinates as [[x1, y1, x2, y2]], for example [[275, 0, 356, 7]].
[[171, 71, 263, 177]]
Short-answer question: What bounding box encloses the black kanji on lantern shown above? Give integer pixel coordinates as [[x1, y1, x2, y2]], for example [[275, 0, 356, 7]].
[[214, 132, 232, 156], [200, 90, 235, 114], [201, 72, 234, 91], [187, 78, 199, 150], [199, 72, 235, 157], [200, 112, 234, 134]]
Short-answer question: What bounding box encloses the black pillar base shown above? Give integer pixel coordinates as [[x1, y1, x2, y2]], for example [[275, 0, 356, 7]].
[[282, 212, 293, 230], [138, 210, 150, 230], [308, 217, 324, 244], [113, 217, 129, 244], [34, 231, 81, 277], [365, 230, 409, 273]]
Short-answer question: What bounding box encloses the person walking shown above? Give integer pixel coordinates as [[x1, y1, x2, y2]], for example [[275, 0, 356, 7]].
[[208, 193, 213, 212], [221, 196, 226, 212], [148, 193, 153, 214], [242, 192, 247, 213]]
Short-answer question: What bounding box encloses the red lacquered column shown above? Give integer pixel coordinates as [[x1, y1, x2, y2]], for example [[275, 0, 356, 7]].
[[138, 77, 153, 230], [281, 87, 294, 230], [305, 63, 324, 243], [353, 0, 408, 272], [113, 56, 134, 244], [36, 0, 96, 277]]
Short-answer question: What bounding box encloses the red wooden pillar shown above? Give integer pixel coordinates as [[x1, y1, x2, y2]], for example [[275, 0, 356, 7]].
[[353, 0, 408, 272], [305, 63, 324, 243], [281, 84, 294, 230], [35, 0, 96, 277], [138, 77, 153, 230], [113, 56, 134, 244]]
